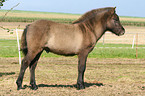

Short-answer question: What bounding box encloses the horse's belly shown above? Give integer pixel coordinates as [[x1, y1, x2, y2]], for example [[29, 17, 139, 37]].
[[45, 35, 82, 55], [46, 44, 81, 55]]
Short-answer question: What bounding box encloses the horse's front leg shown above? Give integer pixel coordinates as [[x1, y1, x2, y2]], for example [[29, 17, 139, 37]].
[[77, 50, 88, 90]]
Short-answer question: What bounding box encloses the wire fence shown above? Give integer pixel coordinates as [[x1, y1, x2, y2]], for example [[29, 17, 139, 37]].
[[0, 29, 145, 63], [97, 32, 145, 49], [1, 29, 145, 48]]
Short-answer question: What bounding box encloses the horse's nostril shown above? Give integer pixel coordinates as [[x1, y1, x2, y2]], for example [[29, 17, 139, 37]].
[[121, 31, 125, 35], [122, 27, 125, 31]]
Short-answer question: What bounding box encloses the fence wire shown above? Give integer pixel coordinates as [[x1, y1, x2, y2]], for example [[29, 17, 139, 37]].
[[0, 29, 145, 49]]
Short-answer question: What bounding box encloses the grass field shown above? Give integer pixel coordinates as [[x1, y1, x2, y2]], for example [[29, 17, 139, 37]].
[[1, 57, 145, 96]]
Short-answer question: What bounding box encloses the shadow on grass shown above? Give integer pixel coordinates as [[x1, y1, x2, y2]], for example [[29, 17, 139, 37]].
[[0, 72, 15, 77], [23, 82, 103, 90]]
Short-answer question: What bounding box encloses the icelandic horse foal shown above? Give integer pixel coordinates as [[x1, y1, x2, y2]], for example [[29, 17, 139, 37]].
[[16, 7, 125, 90]]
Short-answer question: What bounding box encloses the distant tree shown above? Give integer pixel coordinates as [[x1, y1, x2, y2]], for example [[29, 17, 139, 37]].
[[0, 0, 6, 8]]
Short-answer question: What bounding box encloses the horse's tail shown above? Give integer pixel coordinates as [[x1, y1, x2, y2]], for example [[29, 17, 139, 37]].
[[20, 24, 30, 56]]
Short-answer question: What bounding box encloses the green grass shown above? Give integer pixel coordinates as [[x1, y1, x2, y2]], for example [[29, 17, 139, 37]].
[[89, 43, 145, 58], [1, 16, 145, 26], [121, 20, 145, 26], [0, 39, 145, 58], [0, 39, 60, 57], [0, 16, 75, 23], [120, 16, 145, 19]]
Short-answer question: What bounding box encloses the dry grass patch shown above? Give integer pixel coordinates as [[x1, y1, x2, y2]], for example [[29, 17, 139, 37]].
[[1, 57, 145, 96]]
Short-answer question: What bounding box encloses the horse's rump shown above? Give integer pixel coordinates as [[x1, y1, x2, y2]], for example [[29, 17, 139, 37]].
[[20, 24, 30, 56]]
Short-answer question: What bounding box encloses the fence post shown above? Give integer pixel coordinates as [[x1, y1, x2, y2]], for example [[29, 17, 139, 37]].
[[136, 33, 138, 59], [132, 35, 135, 49], [103, 34, 105, 45], [16, 28, 21, 64]]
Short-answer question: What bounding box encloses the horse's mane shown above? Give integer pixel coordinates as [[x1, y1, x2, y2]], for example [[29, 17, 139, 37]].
[[72, 7, 115, 24], [72, 7, 115, 33]]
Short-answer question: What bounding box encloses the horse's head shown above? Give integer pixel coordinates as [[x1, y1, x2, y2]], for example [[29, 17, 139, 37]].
[[106, 7, 125, 36]]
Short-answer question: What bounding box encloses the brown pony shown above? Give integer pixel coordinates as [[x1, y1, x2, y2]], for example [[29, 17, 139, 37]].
[[16, 7, 125, 90]]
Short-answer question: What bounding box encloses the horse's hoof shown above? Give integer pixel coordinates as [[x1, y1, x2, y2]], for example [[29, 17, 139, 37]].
[[77, 84, 85, 90], [16, 82, 22, 90], [17, 86, 22, 90], [31, 85, 38, 90]]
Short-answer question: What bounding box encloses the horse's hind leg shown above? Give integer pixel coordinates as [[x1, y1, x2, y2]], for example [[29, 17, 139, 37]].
[[29, 51, 43, 90], [16, 54, 31, 90], [16, 49, 43, 90]]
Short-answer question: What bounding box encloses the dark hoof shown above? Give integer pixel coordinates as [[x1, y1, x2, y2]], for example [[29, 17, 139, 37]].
[[31, 84, 38, 90], [16, 81, 22, 90], [77, 83, 85, 90], [17, 85, 22, 90]]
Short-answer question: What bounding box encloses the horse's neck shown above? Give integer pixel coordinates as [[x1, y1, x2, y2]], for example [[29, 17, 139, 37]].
[[83, 20, 106, 43], [75, 21, 105, 45], [94, 24, 105, 42]]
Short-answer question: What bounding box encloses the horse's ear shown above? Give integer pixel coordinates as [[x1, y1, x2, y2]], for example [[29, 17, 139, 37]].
[[110, 7, 116, 15], [114, 7, 116, 13], [114, 7, 116, 10]]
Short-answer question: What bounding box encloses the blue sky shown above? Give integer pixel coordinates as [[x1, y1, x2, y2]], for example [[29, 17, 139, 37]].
[[1, 0, 145, 17]]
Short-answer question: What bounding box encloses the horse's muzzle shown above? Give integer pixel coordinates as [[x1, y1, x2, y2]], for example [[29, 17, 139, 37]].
[[119, 31, 125, 36], [118, 27, 125, 36]]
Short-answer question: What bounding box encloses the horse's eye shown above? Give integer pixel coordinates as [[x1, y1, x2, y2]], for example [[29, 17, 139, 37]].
[[113, 18, 118, 21]]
